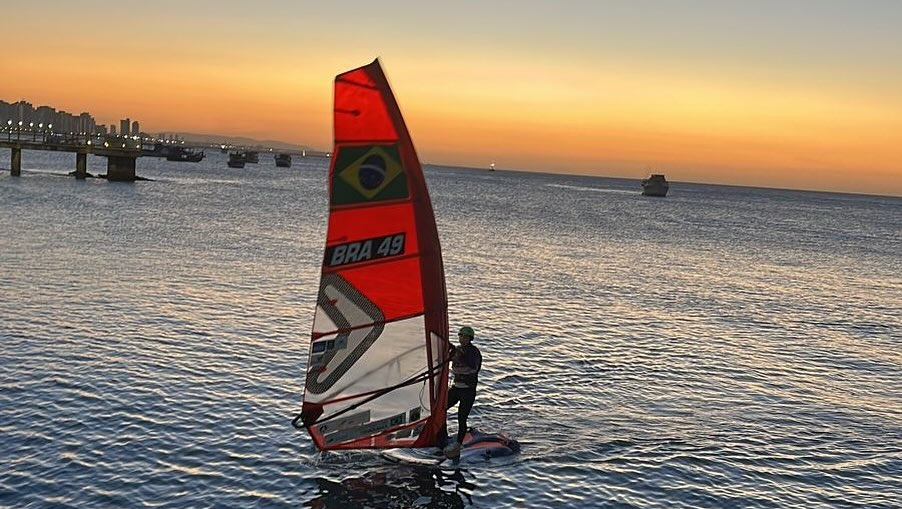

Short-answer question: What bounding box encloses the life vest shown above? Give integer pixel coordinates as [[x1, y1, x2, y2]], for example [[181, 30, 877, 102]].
[[451, 345, 482, 388]]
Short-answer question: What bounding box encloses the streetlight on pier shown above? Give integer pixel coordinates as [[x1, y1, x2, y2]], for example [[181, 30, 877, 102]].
[[17, 121, 22, 141], [5, 120, 10, 141]]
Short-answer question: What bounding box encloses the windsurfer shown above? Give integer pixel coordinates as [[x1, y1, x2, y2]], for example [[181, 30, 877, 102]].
[[443, 326, 482, 458]]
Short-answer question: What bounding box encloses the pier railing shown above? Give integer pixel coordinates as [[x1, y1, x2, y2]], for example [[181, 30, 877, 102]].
[[1, 126, 142, 151], [1, 126, 143, 180]]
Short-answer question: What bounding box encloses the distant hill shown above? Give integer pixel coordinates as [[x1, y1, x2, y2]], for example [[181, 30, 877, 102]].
[[166, 132, 322, 152]]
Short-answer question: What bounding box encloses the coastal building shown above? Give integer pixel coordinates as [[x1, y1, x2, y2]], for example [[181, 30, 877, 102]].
[[132, 121, 140, 137], [120, 118, 130, 137], [35, 106, 56, 126], [16, 101, 32, 123], [0, 100, 100, 134], [110, 124, 117, 136], [79, 113, 94, 134]]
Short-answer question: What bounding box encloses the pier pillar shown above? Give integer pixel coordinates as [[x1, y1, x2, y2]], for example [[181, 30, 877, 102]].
[[11, 147, 21, 176], [75, 152, 87, 179], [106, 156, 136, 182]]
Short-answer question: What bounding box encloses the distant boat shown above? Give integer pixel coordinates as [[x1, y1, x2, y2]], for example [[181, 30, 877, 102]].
[[142, 142, 169, 158], [245, 151, 259, 164], [275, 153, 292, 168], [641, 174, 669, 197], [227, 151, 247, 168], [489, 161, 496, 171], [166, 146, 205, 162]]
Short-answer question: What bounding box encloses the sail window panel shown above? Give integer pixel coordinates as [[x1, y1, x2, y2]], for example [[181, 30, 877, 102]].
[[312, 303, 338, 335], [319, 282, 377, 330], [305, 315, 429, 408], [429, 331, 448, 400], [429, 331, 447, 369], [320, 383, 432, 448], [323, 412, 407, 446]]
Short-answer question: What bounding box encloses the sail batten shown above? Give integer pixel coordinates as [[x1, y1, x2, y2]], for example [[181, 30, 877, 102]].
[[302, 59, 449, 451]]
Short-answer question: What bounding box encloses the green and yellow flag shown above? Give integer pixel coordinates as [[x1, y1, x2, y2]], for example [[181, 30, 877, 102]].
[[332, 144, 408, 205]]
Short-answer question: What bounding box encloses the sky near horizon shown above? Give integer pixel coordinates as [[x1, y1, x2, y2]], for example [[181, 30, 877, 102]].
[[3, 1, 902, 195]]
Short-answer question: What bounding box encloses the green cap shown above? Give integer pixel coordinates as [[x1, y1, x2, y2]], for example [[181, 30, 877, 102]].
[[458, 326, 475, 338]]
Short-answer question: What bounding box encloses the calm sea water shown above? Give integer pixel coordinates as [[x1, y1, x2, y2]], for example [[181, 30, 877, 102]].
[[1, 151, 900, 508]]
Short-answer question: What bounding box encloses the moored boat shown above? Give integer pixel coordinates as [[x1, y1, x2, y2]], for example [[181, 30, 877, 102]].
[[142, 142, 169, 158], [275, 153, 292, 167], [166, 146, 205, 162], [641, 174, 669, 197], [227, 151, 246, 168]]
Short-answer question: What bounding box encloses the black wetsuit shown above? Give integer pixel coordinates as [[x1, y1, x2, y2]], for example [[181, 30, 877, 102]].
[[447, 344, 482, 445]]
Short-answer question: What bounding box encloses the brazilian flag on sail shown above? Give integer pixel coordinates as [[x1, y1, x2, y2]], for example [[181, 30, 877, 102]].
[[332, 144, 408, 205]]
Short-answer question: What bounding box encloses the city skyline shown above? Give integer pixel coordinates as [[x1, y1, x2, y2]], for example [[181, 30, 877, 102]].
[[1, 98, 139, 137], [3, 1, 901, 196], [0, 99, 98, 136], [0, 97, 296, 149]]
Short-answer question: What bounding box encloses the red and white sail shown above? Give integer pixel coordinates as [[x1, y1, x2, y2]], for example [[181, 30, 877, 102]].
[[300, 59, 450, 450]]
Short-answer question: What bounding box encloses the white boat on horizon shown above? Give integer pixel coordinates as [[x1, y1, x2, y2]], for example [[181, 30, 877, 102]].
[[641, 174, 669, 197]]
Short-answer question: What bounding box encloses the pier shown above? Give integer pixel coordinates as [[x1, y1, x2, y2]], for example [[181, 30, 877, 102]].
[[1, 125, 143, 181]]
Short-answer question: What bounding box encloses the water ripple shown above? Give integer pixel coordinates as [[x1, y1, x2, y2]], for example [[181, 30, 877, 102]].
[[1, 157, 901, 507]]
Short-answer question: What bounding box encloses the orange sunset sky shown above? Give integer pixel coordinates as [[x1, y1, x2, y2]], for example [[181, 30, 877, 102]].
[[4, 1, 901, 196]]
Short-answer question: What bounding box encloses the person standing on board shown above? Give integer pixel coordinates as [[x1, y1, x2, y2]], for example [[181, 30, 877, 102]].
[[444, 326, 482, 458]]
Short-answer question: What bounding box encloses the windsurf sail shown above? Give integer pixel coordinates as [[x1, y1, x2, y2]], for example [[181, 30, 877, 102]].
[[295, 59, 450, 450]]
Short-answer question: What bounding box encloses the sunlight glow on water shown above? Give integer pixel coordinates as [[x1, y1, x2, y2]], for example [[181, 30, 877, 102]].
[[1, 152, 900, 508]]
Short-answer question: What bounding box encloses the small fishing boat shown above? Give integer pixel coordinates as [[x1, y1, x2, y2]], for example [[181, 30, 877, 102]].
[[641, 174, 670, 197], [166, 146, 205, 162], [275, 153, 292, 168], [227, 151, 246, 168]]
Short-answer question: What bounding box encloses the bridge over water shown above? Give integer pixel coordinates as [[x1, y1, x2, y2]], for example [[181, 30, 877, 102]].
[[1, 125, 143, 181]]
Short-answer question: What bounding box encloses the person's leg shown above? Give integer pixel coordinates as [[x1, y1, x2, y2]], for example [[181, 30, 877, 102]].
[[446, 387, 461, 410], [439, 387, 461, 448], [455, 388, 476, 445]]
